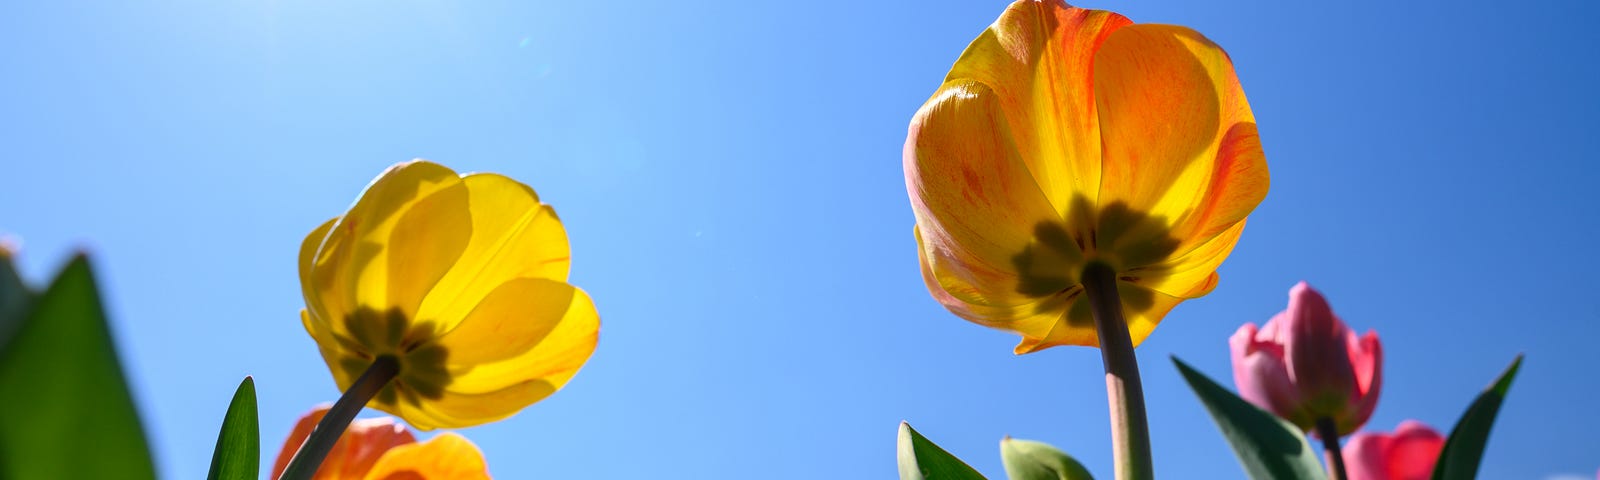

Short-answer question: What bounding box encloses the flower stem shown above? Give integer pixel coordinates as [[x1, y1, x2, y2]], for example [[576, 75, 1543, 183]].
[[278, 355, 400, 480], [1315, 417, 1348, 480], [1081, 262, 1153, 480]]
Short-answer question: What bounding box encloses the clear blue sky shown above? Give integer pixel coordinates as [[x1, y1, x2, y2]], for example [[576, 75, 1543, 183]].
[[3, 0, 1597, 478]]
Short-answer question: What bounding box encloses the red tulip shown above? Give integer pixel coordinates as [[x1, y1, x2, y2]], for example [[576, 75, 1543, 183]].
[[1230, 282, 1381, 434], [1345, 420, 1444, 480]]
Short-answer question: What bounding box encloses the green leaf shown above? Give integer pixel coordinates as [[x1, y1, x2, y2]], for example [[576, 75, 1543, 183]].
[[898, 422, 988, 480], [1430, 355, 1523, 480], [207, 376, 260, 480], [1000, 437, 1093, 480], [1173, 357, 1326, 480], [0, 255, 156, 480], [0, 252, 32, 349]]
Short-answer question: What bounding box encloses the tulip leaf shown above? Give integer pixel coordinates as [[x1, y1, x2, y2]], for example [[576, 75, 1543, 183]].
[[1430, 355, 1522, 480], [207, 376, 260, 480], [0, 253, 31, 348], [1173, 357, 1326, 480], [1000, 437, 1093, 480], [0, 255, 156, 480], [898, 422, 988, 480]]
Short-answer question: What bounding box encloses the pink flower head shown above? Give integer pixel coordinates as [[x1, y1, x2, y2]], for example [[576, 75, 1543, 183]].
[[1230, 281, 1381, 435], [1346, 420, 1445, 480]]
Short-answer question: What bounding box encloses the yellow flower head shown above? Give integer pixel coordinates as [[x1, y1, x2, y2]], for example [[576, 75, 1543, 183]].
[[300, 160, 599, 430], [906, 0, 1269, 353]]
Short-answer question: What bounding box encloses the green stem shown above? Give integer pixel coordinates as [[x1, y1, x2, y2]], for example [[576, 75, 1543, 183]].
[[1081, 262, 1153, 480], [1315, 417, 1348, 480], [277, 356, 399, 480]]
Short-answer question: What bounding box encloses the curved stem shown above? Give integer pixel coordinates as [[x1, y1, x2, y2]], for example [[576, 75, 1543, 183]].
[[278, 356, 400, 480], [1081, 262, 1153, 480], [1315, 417, 1348, 480]]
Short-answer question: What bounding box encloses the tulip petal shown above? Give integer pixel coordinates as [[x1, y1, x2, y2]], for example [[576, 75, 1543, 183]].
[[908, 81, 1061, 313], [416, 173, 571, 332], [385, 179, 471, 319], [445, 285, 599, 395], [915, 227, 1085, 351], [1229, 319, 1308, 429], [1136, 220, 1245, 299], [299, 218, 338, 325], [1385, 421, 1444, 480], [1091, 24, 1266, 254], [1348, 330, 1383, 432], [302, 309, 359, 393], [400, 380, 559, 430], [311, 161, 463, 336], [362, 433, 489, 480], [438, 278, 594, 366], [272, 406, 417, 480], [1344, 432, 1390, 480], [944, 0, 1130, 214]]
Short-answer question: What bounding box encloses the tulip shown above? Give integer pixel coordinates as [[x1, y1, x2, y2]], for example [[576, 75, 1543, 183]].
[[284, 160, 599, 479], [1230, 282, 1381, 435], [905, 2, 1267, 478], [298, 160, 599, 430], [905, 0, 1269, 354], [271, 405, 416, 480], [1345, 421, 1444, 480], [270, 405, 490, 480]]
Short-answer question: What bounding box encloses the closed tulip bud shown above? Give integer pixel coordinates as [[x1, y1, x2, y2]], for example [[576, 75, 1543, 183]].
[[1230, 282, 1381, 435]]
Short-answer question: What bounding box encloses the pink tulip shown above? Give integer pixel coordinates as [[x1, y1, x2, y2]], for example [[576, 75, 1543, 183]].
[[1230, 282, 1381, 435], [1345, 420, 1445, 480]]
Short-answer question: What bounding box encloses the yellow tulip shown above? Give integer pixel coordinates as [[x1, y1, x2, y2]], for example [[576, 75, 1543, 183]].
[[906, 0, 1269, 353], [299, 160, 599, 430]]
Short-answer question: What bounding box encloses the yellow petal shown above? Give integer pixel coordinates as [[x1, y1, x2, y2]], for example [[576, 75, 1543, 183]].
[[437, 278, 582, 366], [1091, 24, 1267, 252], [1136, 220, 1246, 299], [442, 284, 599, 394], [415, 173, 571, 331], [943, 0, 1130, 214], [362, 433, 490, 480], [1013, 283, 1184, 352], [907, 81, 1059, 312], [302, 309, 359, 392], [397, 380, 558, 431], [299, 218, 338, 328], [916, 227, 1082, 349], [311, 161, 463, 336], [384, 180, 471, 318]]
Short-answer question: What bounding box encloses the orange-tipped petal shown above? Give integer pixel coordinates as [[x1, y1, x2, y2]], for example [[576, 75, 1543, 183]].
[[363, 433, 491, 480], [1091, 24, 1267, 254], [943, 0, 1130, 214], [907, 82, 1060, 312]]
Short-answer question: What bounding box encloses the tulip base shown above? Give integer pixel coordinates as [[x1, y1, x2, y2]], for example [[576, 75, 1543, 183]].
[[1081, 262, 1153, 480], [278, 355, 400, 480], [1315, 417, 1348, 480]]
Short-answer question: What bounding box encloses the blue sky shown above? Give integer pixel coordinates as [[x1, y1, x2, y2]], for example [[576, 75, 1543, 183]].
[[3, 0, 1597, 478]]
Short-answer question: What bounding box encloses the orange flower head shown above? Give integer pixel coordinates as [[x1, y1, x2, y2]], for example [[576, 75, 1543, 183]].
[[272, 405, 491, 480], [906, 0, 1269, 353]]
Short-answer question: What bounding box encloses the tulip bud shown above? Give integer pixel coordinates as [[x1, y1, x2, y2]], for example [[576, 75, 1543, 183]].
[[1345, 420, 1444, 480], [1230, 282, 1381, 435]]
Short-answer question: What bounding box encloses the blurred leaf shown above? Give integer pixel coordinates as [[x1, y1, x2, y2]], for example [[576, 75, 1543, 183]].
[[1000, 437, 1093, 480], [899, 422, 987, 480], [0, 255, 156, 479], [1430, 355, 1522, 480], [207, 376, 260, 480], [1173, 357, 1325, 480], [0, 253, 32, 349]]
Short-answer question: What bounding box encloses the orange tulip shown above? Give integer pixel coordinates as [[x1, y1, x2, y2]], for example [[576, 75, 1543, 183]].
[[906, 0, 1268, 353], [272, 405, 489, 480]]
